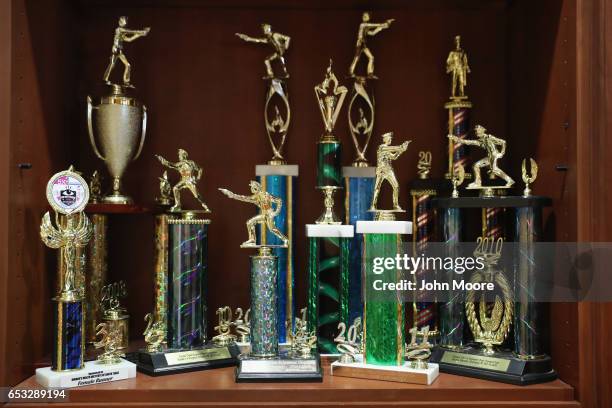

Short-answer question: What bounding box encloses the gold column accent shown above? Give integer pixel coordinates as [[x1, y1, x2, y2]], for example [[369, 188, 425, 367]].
[[86, 213, 108, 343]]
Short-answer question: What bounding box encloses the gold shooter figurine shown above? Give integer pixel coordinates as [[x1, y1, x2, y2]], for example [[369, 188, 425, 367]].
[[156, 149, 211, 213], [370, 132, 411, 216], [349, 12, 394, 78], [236, 24, 290, 79], [103, 16, 150, 87], [448, 125, 514, 195], [446, 35, 471, 99], [219, 181, 288, 248]]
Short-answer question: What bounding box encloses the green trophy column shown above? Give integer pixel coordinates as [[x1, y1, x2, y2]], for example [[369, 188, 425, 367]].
[[357, 220, 412, 366], [305, 224, 354, 352]]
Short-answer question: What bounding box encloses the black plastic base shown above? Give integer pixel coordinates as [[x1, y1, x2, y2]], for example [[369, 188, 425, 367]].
[[128, 343, 240, 377], [430, 346, 557, 385], [235, 352, 323, 383]]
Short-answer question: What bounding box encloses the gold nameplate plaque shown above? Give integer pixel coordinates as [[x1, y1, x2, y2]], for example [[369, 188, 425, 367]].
[[164, 347, 231, 366], [440, 351, 510, 372]]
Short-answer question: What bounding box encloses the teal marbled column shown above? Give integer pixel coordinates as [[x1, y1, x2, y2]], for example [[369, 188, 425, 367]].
[[363, 233, 405, 366]]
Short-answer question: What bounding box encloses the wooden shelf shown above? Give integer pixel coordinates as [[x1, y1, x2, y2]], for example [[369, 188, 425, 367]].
[[9, 364, 578, 407]]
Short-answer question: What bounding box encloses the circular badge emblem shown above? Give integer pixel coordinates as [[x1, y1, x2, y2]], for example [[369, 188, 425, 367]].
[[46, 169, 89, 214]]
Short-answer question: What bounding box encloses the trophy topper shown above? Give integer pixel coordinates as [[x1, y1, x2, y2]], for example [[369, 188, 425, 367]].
[[315, 60, 347, 138]]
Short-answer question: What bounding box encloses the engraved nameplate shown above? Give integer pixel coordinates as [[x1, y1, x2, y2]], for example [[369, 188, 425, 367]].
[[164, 347, 231, 366], [441, 351, 511, 372], [36, 359, 136, 388], [240, 359, 318, 374]]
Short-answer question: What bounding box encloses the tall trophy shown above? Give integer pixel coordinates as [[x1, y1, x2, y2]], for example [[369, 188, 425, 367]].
[[136, 149, 239, 376], [36, 166, 136, 388], [306, 61, 354, 353], [332, 134, 439, 385], [87, 16, 150, 205], [343, 12, 393, 324], [236, 24, 297, 343], [220, 181, 322, 382], [431, 134, 557, 384]]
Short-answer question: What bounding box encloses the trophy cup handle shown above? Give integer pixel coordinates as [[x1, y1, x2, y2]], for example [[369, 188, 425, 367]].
[[133, 104, 147, 161], [86, 95, 106, 161]]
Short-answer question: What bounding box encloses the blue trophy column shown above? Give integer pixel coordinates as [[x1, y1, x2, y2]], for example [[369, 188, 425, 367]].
[[250, 247, 279, 357], [52, 298, 85, 371], [256, 164, 298, 343], [167, 218, 209, 349], [342, 166, 375, 323]]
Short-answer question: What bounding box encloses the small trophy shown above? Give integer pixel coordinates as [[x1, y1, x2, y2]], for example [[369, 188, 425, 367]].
[[212, 306, 237, 346], [220, 181, 322, 382], [522, 158, 538, 197], [36, 166, 136, 388], [447, 125, 514, 197], [100, 281, 129, 352], [94, 322, 124, 365], [87, 16, 150, 204]]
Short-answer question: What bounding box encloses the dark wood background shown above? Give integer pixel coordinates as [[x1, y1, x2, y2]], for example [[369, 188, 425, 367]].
[[4, 0, 610, 405]]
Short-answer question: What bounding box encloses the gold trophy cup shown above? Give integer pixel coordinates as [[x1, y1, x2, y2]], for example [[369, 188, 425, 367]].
[[86, 90, 147, 205], [86, 16, 150, 205]]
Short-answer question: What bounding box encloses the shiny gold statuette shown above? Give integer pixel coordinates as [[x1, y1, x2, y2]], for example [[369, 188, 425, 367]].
[[212, 306, 236, 346], [417, 151, 432, 180], [314, 60, 347, 225], [448, 125, 514, 197], [94, 322, 124, 365], [349, 12, 394, 79], [156, 149, 211, 214], [232, 307, 251, 343], [451, 163, 465, 198], [100, 281, 129, 351], [103, 16, 150, 87], [334, 318, 363, 364], [87, 16, 149, 205], [89, 171, 103, 204], [466, 237, 513, 355], [236, 24, 291, 165], [406, 325, 433, 369], [370, 132, 411, 220], [289, 310, 317, 359], [143, 312, 166, 353], [522, 158, 538, 197], [219, 181, 288, 248], [446, 35, 471, 101]]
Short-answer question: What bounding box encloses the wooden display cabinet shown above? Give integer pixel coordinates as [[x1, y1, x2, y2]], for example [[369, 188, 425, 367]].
[[0, 0, 610, 406]]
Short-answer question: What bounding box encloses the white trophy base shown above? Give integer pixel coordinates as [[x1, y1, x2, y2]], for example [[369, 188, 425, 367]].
[[255, 164, 299, 177], [36, 359, 136, 388], [331, 359, 439, 385], [305, 224, 354, 238], [356, 220, 412, 235], [342, 166, 376, 178]]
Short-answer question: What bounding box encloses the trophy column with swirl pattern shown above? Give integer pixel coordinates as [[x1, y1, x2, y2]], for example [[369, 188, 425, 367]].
[[236, 24, 297, 343], [306, 62, 354, 353], [342, 12, 393, 324], [36, 167, 136, 388]]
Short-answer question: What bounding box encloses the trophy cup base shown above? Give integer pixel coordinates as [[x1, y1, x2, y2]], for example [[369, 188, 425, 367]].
[[331, 355, 439, 385], [130, 343, 240, 377], [102, 194, 134, 205], [430, 346, 557, 385], [235, 350, 323, 383], [36, 359, 136, 388]]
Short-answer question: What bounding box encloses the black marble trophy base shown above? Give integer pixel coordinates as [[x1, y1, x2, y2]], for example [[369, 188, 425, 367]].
[[430, 346, 557, 385], [129, 343, 240, 376]]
